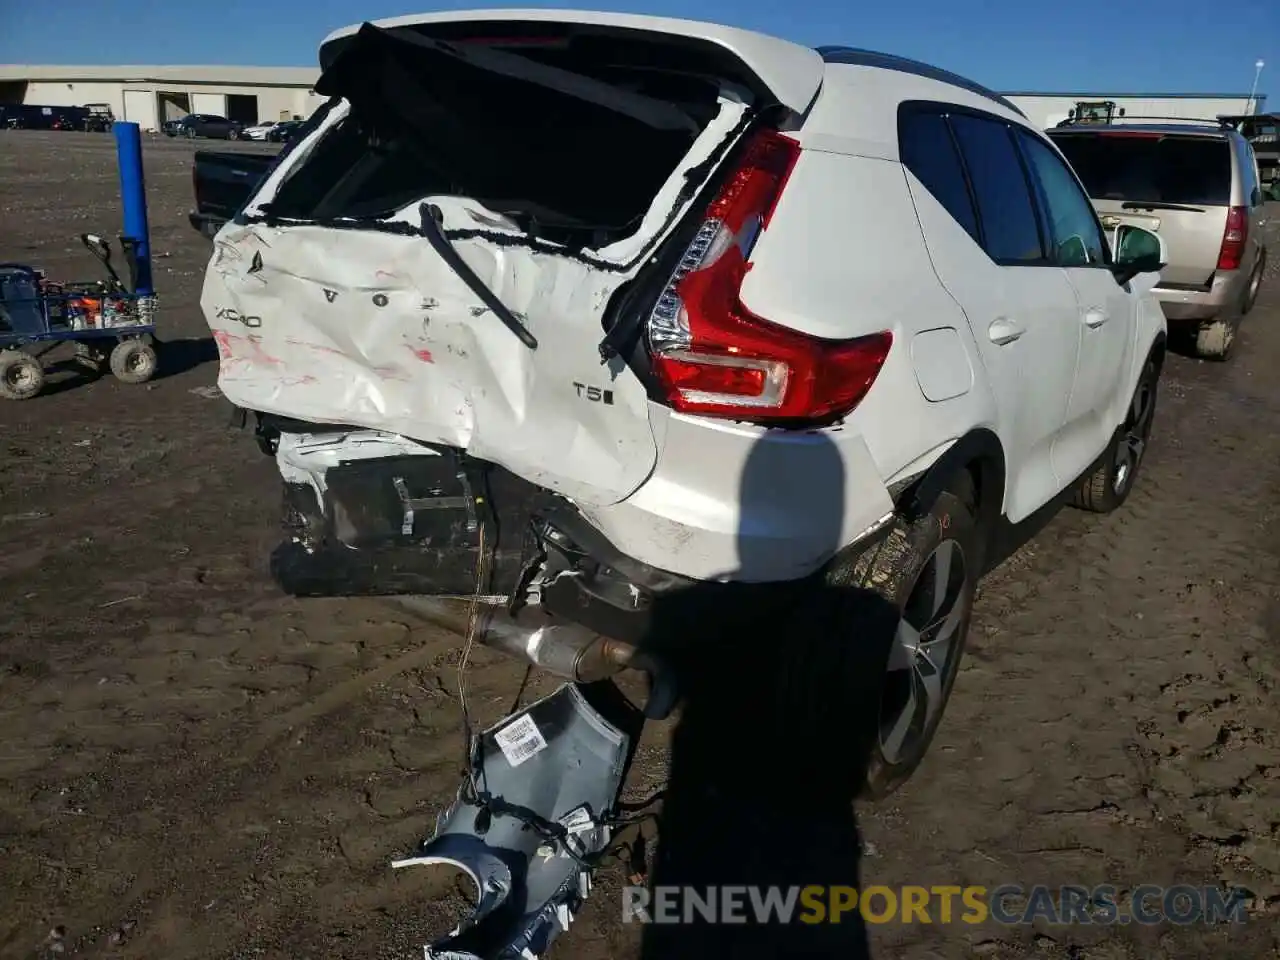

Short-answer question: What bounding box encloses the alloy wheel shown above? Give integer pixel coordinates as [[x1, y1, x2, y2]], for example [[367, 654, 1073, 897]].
[[1247, 264, 1263, 309], [1114, 369, 1156, 494], [879, 539, 969, 765]]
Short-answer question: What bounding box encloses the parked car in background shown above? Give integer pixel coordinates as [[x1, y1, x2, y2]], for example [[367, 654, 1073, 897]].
[[174, 114, 245, 140], [161, 118, 184, 137], [265, 119, 305, 142], [1047, 121, 1268, 360], [202, 12, 1170, 814], [188, 150, 276, 239], [83, 104, 114, 132], [240, 120, 279, 141], [1220, 112, 1280, 202]]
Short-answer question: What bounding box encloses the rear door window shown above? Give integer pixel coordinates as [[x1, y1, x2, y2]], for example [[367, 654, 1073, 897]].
[[948, 113, 1045, 264], [1049, 133, 1232, 206], [898, 110, 981, 245], [1015, 131, 1108, 267]]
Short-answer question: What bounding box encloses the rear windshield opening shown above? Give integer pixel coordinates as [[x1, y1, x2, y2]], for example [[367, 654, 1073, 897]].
[[262, 23, 735, 246], [1049, 133, 1232, 206]]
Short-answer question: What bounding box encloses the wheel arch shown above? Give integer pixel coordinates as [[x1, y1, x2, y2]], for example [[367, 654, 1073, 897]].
[[895, 427, 1006, 537]]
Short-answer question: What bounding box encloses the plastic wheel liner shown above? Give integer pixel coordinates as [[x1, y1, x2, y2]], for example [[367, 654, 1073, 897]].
[[393, 682, 636, 960]]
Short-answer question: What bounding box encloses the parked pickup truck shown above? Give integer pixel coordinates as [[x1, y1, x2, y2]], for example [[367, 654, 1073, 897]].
[[189, 150, 277, 239]]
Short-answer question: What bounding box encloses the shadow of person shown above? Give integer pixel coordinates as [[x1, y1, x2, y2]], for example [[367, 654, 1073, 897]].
[[637, 431, 902, 959], [154, 336, 220, 379]]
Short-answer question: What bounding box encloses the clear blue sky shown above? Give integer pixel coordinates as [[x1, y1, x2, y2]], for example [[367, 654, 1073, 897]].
[[0, 0, 1273, 97]]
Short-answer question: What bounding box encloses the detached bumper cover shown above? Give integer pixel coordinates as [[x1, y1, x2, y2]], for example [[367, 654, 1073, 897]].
[[393, 683, 631, 960]]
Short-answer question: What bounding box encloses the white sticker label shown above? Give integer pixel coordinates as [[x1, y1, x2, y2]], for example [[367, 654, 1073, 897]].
[[493, 713, 548, 768]]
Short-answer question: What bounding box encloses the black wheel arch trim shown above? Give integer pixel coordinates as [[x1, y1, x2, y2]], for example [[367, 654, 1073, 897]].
[[895, 427, 1006, 534]]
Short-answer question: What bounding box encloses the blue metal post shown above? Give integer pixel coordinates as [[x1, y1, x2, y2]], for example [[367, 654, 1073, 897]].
[[113, 121, 153, 295]]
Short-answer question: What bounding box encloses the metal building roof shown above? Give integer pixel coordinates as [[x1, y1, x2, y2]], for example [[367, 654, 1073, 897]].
[[999, 91, 1266, 100], [0, 64, 319, 87]]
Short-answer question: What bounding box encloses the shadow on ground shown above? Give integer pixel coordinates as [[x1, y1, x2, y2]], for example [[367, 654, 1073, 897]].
[[14, 335, 218, 399], [635, 433, 896, 960], [156, 336, 218, 379]]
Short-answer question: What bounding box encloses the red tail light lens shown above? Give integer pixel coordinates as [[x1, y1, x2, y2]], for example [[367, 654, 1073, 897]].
[[1217, 206, 1248, 271], [645, 128, 892, 424]]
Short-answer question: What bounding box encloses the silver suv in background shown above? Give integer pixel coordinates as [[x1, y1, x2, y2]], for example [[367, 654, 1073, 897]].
[[1047, 121, 1268, 360]]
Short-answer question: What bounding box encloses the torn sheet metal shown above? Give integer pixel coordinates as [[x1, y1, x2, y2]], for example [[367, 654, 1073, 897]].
[[201, 221, 653, 508], [394, 683, 630, 960], [199, 95, 748, 509]]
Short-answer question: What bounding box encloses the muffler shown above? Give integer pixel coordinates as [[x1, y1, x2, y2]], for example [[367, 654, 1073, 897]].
[[393, 596, 677, 720]]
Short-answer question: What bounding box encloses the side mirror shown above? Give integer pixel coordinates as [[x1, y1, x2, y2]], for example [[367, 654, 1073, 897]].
[[1111, 224, 1166, 286]]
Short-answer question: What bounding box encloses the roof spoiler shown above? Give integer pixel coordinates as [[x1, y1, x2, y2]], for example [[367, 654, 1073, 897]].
[[816, 46, 1028, 120]]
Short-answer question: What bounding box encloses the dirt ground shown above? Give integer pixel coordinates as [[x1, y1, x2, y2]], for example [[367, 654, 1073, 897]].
[[0, 131, 1278, 960]]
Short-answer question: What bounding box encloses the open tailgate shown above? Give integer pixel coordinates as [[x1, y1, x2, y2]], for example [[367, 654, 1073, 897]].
[[318, 9, 825, 116]]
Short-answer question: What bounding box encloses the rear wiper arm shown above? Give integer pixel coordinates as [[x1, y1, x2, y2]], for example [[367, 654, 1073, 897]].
[[1120, 200, 1206, 213], [417, 202, 538, 350]]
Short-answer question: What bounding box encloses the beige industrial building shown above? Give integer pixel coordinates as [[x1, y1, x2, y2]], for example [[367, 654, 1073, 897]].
[[0, 64, 324, 131], [0, 64, 1267, 135]]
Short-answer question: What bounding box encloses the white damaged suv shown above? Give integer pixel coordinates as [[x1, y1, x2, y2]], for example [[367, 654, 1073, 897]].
[[201, 10, 1168, 796]]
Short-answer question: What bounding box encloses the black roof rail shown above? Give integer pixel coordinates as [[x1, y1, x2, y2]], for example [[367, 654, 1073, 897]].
[[815, 46, 1027, 119], [1055, 114, 1232, 129], [1123, 115, 1233, 127], [1216, 113, 1280, 128]]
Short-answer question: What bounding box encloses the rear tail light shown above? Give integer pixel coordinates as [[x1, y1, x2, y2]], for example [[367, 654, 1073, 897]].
[[645, 128, 892, 424], [1217, 205, 1248, 271]]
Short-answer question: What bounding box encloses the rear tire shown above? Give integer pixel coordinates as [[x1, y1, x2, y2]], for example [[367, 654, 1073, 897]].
[[1241, 254, 1265, 317], [110, 339, 158, 384], [823, 472, 983, 800], [1072, 353, 1159, 513], [1195, 319, 1236, 360], [0, 350, 45, 400]]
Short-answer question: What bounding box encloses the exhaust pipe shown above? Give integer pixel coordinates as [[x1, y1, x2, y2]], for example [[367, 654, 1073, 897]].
[[392, 596, 677, 719]]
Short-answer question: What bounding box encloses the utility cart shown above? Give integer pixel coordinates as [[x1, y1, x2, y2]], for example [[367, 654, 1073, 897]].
[[0, 122, 159, 400]]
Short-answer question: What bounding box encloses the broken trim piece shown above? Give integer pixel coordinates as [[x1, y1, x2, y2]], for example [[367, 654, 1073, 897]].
[[394, 683, 634, 960], [391, 835, 514, 930]]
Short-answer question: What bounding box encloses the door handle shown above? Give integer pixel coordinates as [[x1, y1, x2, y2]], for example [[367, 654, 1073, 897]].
[[987, 317, 1025, 345], [1084, 309, 1108, 328]]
